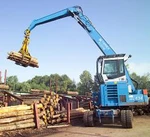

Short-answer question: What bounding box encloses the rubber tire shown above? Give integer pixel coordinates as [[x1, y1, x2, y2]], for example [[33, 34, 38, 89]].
[[121, 110, 126, 128], [87, 111, 94, 127], [83, 111, 89, 126], [126, 110, 133, 128]]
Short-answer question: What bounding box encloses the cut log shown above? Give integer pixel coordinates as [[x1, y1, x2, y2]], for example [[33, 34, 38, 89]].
[[67, 91, 79, 95], [0, 104, 43, 113], [0, 122, 35, 132], [15, 118, 34, 124], [0, 109, 33, 118], [0, 105, 31, 113], [47, 124, 69, 128], [0, 119, 45, 132], [0, 114, 34, 124], [51, 114, 61, 119]]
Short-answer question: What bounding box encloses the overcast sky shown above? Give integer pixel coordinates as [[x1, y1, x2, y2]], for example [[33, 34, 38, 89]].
[[0, 0, 150, 82]]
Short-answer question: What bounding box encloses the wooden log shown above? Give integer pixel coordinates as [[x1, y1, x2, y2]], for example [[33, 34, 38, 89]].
[[47, 124, 69, 128], [31, 103, 43, 109], [0, 122, 35, 132], [0, 104, 43, 113], [49, 119, 56, 124], [51, 114, 61, 119], [54, 110, 66, 115], [56, 118, 62, 123], [49, 105, 54, 112], [0, 109, 33, 118], [0, 118, 45, 132], [69, 108, 87, 119], [60, 113, 67, 118], [62, 117, 67, 121], [30, 89, 50, 93], [67, 91, 79, 95], [0, 114, 34, 124], [40, 98, 45, 104], [15, 118, 34, 124], [0, 105, 31, 113], [31, 89, 41, 92]]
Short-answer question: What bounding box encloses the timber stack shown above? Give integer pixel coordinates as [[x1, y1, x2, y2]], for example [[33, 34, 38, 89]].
[[38, 92, 67, 125], [0, 91, 89, 132], [7, 51, 39, 68], [0, 104, 44, 132], [0, 92, 67, 132]]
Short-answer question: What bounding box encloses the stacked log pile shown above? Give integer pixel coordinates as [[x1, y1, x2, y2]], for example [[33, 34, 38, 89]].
[[0, 104, 44, 132], [0, 92, 68, 132], [38, 93, 67, 125], [0, 91, 89, 132], [7, 51, 39, 68]]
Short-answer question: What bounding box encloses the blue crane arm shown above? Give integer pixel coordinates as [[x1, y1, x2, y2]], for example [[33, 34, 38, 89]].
[[27, 5, 135, 91], [28, 6, 115, 55], [28, 8, 70, 31]]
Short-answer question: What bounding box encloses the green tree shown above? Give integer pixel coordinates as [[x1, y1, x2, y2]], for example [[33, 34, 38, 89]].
[[6, 76, 18, 91], [50, 74, 61, 93], [130, 72, 150, 92], [60, 74, 72, 93], [27, 75, 49, 90], [69, 79, 77, 91], [19, 82, 31, 92], [77, 70, 93, 95]]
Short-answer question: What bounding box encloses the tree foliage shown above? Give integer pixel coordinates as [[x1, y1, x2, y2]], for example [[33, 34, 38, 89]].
[[6, 74, 77, 93], [130, 72, 150, 92], [77, 70, 93, 95], [6, 76, 18, 91]]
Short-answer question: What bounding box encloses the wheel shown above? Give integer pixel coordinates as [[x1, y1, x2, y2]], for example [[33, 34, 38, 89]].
[[87, 111, 94, 127], [126, 110, 133, 128], [83, 111, 89, 126], [121, 110, 126, 128]]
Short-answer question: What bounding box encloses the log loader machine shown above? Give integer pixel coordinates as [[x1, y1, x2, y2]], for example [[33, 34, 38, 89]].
[[7, 6, 149, 128]]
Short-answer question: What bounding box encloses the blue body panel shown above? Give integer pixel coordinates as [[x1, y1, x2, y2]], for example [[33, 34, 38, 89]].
[[93, 81, 149, 107]]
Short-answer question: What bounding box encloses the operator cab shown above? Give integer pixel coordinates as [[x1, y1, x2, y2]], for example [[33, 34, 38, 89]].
[[96, 54, 130, 83]]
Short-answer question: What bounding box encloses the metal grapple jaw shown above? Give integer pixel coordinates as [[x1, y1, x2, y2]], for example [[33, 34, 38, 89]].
[[7, 29, 39, 68]]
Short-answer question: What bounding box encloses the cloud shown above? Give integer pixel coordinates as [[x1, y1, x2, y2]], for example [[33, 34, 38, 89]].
[[128, 62, 150, 76]]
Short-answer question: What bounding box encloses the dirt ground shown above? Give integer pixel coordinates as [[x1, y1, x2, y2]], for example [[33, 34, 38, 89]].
[[1, 115, 150, 137]]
